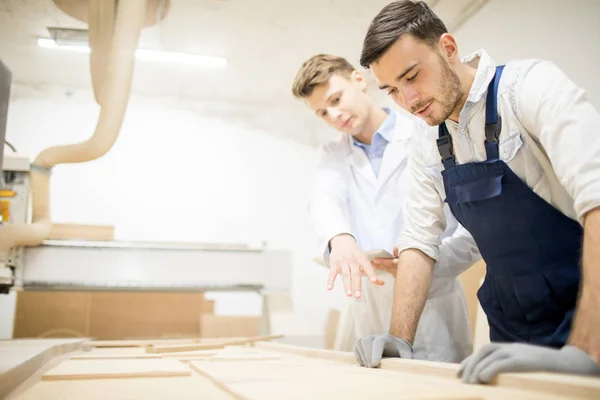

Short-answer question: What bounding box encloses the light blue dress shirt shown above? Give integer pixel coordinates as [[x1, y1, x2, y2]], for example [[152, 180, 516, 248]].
[[352, 108, 396, 177]]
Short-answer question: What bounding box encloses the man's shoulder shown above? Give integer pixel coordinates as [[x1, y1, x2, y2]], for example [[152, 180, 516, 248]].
[[500, 58, 554, 92], [319, 134, 351, 156]]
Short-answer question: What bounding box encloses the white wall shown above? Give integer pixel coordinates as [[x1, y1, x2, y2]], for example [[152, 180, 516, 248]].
[[454, 0, 600, 108], [1, 84, 347, 339]]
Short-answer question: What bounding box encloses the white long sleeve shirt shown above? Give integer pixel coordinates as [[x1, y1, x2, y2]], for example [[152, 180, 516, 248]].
[[398, 49, 600, 261]]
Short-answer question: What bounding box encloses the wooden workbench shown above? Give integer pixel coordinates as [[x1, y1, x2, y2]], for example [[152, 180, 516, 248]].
[[2, 338, 599, 399]]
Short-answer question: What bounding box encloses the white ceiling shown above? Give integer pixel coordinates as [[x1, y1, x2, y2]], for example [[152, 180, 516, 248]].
[[0, 0, 487, 146]]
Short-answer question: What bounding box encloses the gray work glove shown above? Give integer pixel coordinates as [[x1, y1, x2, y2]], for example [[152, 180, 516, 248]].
[[458, 343, 600, 384], [354, 333, 413, 368]]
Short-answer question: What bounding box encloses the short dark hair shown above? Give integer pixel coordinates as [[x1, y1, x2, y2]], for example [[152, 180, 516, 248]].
[[360, 1, 448, 69]]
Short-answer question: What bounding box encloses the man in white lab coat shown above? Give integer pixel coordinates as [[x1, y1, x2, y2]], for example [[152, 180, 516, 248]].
[[292, 54, 480, 363], [356, 0, 600, 383]]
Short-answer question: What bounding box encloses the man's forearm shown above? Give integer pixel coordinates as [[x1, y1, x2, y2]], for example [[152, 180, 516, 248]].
[[389, 248, 435, 343], [569, 207, 600, 363]]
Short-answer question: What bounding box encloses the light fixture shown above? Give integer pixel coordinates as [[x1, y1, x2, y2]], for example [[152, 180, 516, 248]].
[[37, 38, 227, 68]]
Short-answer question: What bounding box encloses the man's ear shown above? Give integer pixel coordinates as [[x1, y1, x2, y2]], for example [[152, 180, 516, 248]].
[[351, 70, 368, 92], [438, 33, 460, 65]]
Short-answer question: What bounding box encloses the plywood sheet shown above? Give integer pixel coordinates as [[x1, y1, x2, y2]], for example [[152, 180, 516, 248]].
[[189, 355, 578, 400], [42, 359, 191, 381], [12, 374, 235, 400], [256, 342, 600, 400], [1, 339, 85, 399]]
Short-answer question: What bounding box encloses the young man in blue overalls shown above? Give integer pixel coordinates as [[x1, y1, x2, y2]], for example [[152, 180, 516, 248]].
[[351, 0, 600, 383]]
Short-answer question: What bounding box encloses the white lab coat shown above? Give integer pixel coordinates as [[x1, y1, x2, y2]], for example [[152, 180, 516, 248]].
[[309, 111, 479, 362]]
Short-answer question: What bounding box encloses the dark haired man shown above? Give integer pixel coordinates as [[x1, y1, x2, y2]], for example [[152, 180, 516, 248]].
[[354, 0, 600, 383]]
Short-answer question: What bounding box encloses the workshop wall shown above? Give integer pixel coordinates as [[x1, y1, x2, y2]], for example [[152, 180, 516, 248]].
[[2, 84, 345, 339], [454, 0, 600, 109]]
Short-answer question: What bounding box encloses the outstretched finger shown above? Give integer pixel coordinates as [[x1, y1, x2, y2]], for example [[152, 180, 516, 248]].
[[349, 259, 362, 298], [358, 255, 384, 285], [340, 264, 352, 297], [327, 266, 339, 290]]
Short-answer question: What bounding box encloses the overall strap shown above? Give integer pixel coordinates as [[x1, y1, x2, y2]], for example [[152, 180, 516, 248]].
[[484, 65, 505, 160], [436, 65, 506, 166]]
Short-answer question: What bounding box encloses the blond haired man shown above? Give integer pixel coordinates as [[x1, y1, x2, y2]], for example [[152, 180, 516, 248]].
[[293, 54, 480, 363]]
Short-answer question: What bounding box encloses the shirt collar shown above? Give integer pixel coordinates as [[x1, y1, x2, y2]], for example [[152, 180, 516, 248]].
[[352, 108, 395, 149], [463, 49, 497, 105]]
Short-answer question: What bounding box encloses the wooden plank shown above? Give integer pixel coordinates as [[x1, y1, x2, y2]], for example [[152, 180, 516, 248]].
[[188, 359, 557, 400], [48, 223, 114, 241], [79, 347, 148, 355], [84, 338, 201, 348], [147, 335, 284, 354], [254, 341, 356, 364], [256, 342, 600, 400], [0, 339, 85, 399], [161, 350, 221, 358], [70, 353, 162, 360], [41, 359, 191, 381], [12, 374, 236, 400], [495, 372, 600, 400]]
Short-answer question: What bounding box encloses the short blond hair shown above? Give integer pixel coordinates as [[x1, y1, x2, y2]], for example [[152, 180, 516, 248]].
[[292, 54, 356, 98]]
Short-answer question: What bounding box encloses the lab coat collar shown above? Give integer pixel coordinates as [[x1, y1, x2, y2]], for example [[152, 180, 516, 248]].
[[346, 109, 414, 190]]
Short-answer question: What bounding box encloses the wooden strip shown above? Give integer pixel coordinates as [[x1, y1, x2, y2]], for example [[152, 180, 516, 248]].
[[209, 356, 281, 362], [148, 335, 284, 354], [49, 223, 114, 241], [162, 350, 221, 358], [70, 353, 162, 360], [42, 359, 191, 381], [84, 338, 202, 348], [254, 341, 356, 364], [12, 374, 237, 400]]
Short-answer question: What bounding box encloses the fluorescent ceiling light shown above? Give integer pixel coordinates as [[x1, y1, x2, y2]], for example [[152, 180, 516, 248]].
[[37, 38, 227, 68]]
